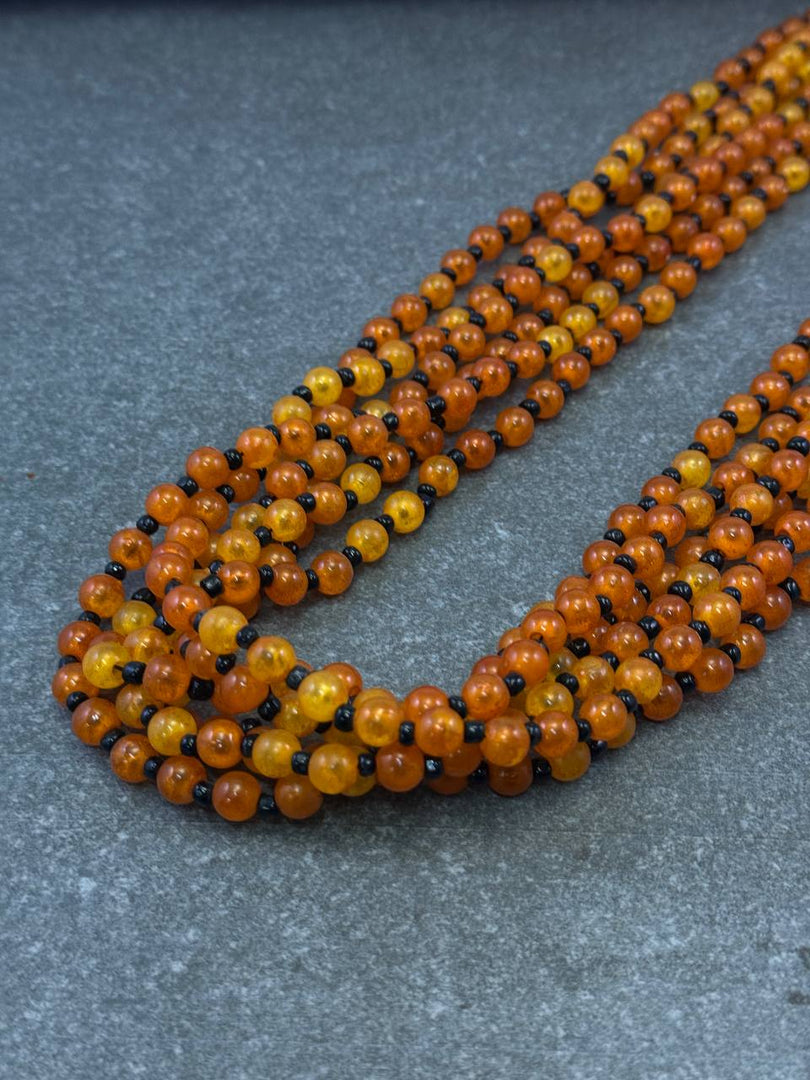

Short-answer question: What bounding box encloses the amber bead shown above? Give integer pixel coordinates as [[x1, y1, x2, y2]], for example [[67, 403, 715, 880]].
[[481, 712, 531, 768], [375, 742, 424, 793], [579, 693, 628, 741], [157, 756, 207, 805], [271, 774, 322, 820], [689, 648, 734, 693], [414, 706, 464, 757], [655, 625, 703, 671], [110, 734, 152, 783], [58, 619, 102, 659], [535, 709, 578, 760], [614, 657, 663, 704], [142, 654, 190, 704], [71, 697, 120, 746], [722, 624, 767, 670], [211, 770, 261, 822], [642, 676, 683, 722], [488, 756, 534, 796], [755, 585, 792, 630], [354, 694, 404, 747], [461, 673, 510, 720], [78, 574, 125, 618]]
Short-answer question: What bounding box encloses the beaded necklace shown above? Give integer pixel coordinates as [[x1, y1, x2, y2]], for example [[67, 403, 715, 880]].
[[53, 14, 810, 822]]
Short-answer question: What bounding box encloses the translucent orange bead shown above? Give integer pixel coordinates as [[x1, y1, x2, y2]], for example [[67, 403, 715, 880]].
[[722, 624, 767, 670], [655, 624, 703, 671], [274, 774, 323, 819], [197, 605, 247, 654], [488, 756, 534, 796], [109, 528, 152, 570], [692, 591, 741, 638], [212, 770, 261, 822], [707, 515, 754, 560], [115, 683, 155, 727], [145, 483, 189, 525], [161, 585, 211, 635], [500, 639, 550, 685], [264, 498, 307, 543], [643, 675, 683, 721], [142, 653, 190, 704], [57, 619, 102, 660], [148, 706, 197, 756], [297, 669, 349, 723], [266, 563, 308, 607], [482, 712, 531, 767], [71, 697, 120, 745], [747, 539, 793, 584], [535, 709, 578, 760], [375, 742, 424, 793], [311, 550, 354, 595], [604, 621, 648, 661], [215, 665, 267, 714], [156, 756, 208, 805], [614, 657, 663, 704], [109, 734, 152, 783], [525, 679, 574, 717], [354, 693, 403, 747], [550, 742, 591, 782], [186, 446, 230, 489], [572, 656, 614, 698], [345, 518, 389, 563], [78, 574, 125, 618], [639, 284, 676, 323], [247, 635, 296, 684], [193, 717, 242, 770], [461, 673, 510, 720], [308, 743, 358, 795], [579, 693, 627, 741], [414, 706, 465, 757], [689, 648, 734, 693]]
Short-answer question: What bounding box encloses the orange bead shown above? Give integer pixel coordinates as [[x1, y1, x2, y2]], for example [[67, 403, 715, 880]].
[[274, 774, 324, 820], [186, 446, 230, 489], [51, 662, 96, 704], [549, 742, 591, 782], [142, 654, 190, 704], [110, 734, 152, 783], [145, 483, 188, 525], [109, 528, 152, 570], [375, 742, 424, 792], [157, 756, 208, 804], [461, 673, 510, 720], [196, 718, 244, 770], [689, 648, 734, 693], [578, 693, 627, 741], [161, 584, 211, 634], [414, 706, 465, 757], [57, 619, 102, 660], [311, 550, 354, 596], [71, 697, 120, 746], [482, 712, 531, 767], [488, 756, 534, 796], [535, 709, 578, 760], [78, 574, 125, 618], [655, 624, 703, 671], [642, 675, 683, 721], [722, 624, 766, 670], [212, 770, 261, 822]]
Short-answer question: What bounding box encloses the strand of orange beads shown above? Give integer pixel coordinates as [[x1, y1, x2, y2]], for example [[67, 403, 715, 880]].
[[55, 324, 810, 820]]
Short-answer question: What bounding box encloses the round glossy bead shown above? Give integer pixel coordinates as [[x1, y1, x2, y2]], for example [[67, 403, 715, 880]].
[[212, 771, 261, 822], [308, 743, 358, 795], [157, 756, 208, 805], [297, 670, 350, 723]]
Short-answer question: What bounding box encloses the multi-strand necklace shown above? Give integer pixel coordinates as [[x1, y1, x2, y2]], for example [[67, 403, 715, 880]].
[[53, 13, 810, 822]]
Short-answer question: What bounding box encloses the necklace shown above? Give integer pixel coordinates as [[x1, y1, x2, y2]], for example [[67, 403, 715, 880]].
[[53, 13, 810, 822]]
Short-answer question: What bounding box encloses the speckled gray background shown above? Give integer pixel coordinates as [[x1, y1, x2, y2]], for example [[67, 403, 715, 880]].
[[1, 2, 809, 1078]]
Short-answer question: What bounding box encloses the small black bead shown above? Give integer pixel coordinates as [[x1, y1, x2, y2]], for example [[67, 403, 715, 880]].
[[286, 665, 309, 690], [258, 694, 281, 722], [705, 486, 726, 510], [603, 528, 625, 546], [258, 794, 280, 816], [568, 637, 591, 658], [258, 565, 275, 587], [699, 549, 725, 570], [180, 734, 198, 756], [100, 728, 126, 752], [675, 671, 696, 694], [291, 384, 313, 403], [576, 718, 592, 741], [417, 483, 437, 499], [729, 507, 752, 523], [104, 560, 126, 580], [469, 762, 489, 784], [640, 648, 664, 669], [357, 336, 377, 352], [253, 526, 273, 547], [786, 436, 810, 457], [596, 594, 613, 617], [58, 655, 78, 668], [235, 626, 259, 649], [441, 344, 460, 362], [176, 475, 199, 496], [224, 448, 243, 470], [375, 513, 395, 534], [662, 466, 682, 483], [722, 586, 742, 604], [638, 495, 657, 511], [337, 367, 356, 386], [364, 456, 384, 473], [136, 514, 159, 535], [65, 690, 88, 712], [760, 437, 780, 453], [153, 614, 173, 635], [556, 672, 579, 694], [314, 423, 332, 440], [664, 578, 696, 606], [163, 578, 182, 595], [689, 619, 711, 644], [520, 398, 540, 419], [424, 757, 443, 780], [616, 689, 638, 713], [398, 721, 415, 745], [305, 568, 320, 591], [188, 676, 214, 700], [334, 704, 355, 732], [638, 616, 660, 639], [192, 781, 213, 806], [448, 448, 466, 468], [216, 484, 235, 503], [556, 379, 572, 398], [357, 752, 376, 777], [130, 587, 156, 605], [335, 434, 351, 453], [742, 613, 766, 631], [779, 577, 800, 601], [463, 720, 485, 743], [342, 545, 363, 567], [602, 651, 620, 671], [720, 643, 742, 666], [504, 672, 525, 696], [241, 734, 258, 757], [718, 410, 738, 428], [776, 534, 795, 554], [143, 757, 162, 781], [122, 661, 146, 685], [344, 490, 358, 511], [140, 704, 158, 725], [424, 394, 446, 417], [291, 751, 310, 775], [756, 475, 780, 496], [588, 739, 608, 759], [382, 411, 399, 431], [649, 531, 668, 550], [215, 653, 236, 675], [448, 695, 467, 718], [614, 554, 637, 573]]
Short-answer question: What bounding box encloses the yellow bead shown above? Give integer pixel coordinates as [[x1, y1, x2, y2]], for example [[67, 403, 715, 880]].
[[252, 728, 300, 778], [690, 80, 719, 110], [581, 281, 619, 318], [437, 306, 471, 331], [537, 324, 574, 361], [639, 285, 676, 324], [525, 680, 574, 716], [263, 498, 308, 542], [308, 743, 358, 794], [594, 155, 629, 190], [680, 561, 720, 599], [534, 244, 572, 283], [345, 354, 386, 396], [346, 519, 390, 563], [743, 85, 774, 116], [274, 693, 318, 737], [609, 133, 645, 168], [112, 600, 156, 637], [247, 635, 296, 684], [362, 399, 390, 419], [383, 490, 425, 534], [683, 112, 711, 144], [198, 606, 247, 654], [340, 463, 382, 504], [124, 626, 171, 662], [272, 394, 311, 424], [635, 194, 672, 233], [148, 706, 196, 755], [377, 339, 415, 379], [297, 670, 349, 722], [567, 180, 605, 217], [778, 156, 810, 193], [572, 656, 614, 697], [302, 366, 343, 406], [217, 527, 261, 563], [672, 449, 711, 488], [82, 641, 130, 689], [343, 772, 377, 797], [559, 304, 596, 341]]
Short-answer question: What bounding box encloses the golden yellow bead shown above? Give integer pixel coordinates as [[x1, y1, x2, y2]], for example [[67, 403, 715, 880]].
[[297, 669, 350, 722], [124, 626, 171, 663], [274, 693, 318, 737], [232, 503, 265, 531], [377, 339, 415, 379], [362, 399, 390, 419], [252, 728, 300, 778], [635, 194, 672, 233], [778, 156, 810, 193], [383, 490, 426, 534], [112, 600, 156, 637], [742, 84, 774, 116], [340, 463, 382, 504], [690, 80, 719, 110], [525, 680, 574, 716], [437, 306, 471, 331], [550, 741, 591, 782], [683, 112, 711, 144], [537, 324, 574, 361], [247, 635, 296, 684], [263, 498, 308, 542], [672, 448, 711, 488], [197, 605, 247, 654], [567, 180, 605, 217], [272, 394, 311, 424], [217, 527, 261, 563], [115, 684, 156, 727], [308, 743, 359, 794], [609, 134, 645, 168], [534, 244, 572, 283], [148, 706, 196, 755], [82, 641, 130, 689], [346, 355, 386, 397], [346, 519, 390, 563], [572, 656, 614, 698], [302, 366, 343, 406], [594, 155, 629, 190], [559, 304, 597, 341], [680, 561, 721, 599], [343, 772, 377, 797], [615, 657, 663, 705]]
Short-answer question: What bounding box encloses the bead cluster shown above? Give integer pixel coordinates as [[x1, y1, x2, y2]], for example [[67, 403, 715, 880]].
[[53, 14, 810, 822]]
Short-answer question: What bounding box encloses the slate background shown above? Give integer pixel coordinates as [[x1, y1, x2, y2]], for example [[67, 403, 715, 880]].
[[1, 3, 809, 1078]]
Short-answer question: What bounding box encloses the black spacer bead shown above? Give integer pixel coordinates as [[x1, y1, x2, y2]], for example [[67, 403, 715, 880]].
[[337, 367, 356, 387], [603, 528, 625, 546], [568, 637, 591, 658], [398, 721, 415, 745], [65, 691, 88, 712], [504, 672, 525, 696], [143, 756, 162, 781], [721, 643, 742, 666], [760, 437, 780, 453], [224, 448, 243, 470], [291, 751, 310, 775], [176, 475, 199, 496], [662, 466, 682, 483], [335, 434, 351, 453], [786, 436, 810, 457], [640, 648, 664, 669], [258, 564, 275, 587], [556, 672, 579, 694], [314, 423, 332, 440], [448, 695, 467, 718], [334, 704, 355, 732], [235, 626, 259, 649], [638, 616, 661, 640], [153, 614, 173, 635], [296, 492, 317, 512], [556, 379, 572, 398], [192, 781, 213, 807], [382, 411, 399, 431], [441, 344, 460, 362], [596, 594, 613, 617], [376, 513, 395, 534], [576, 718, 592, 741], [357, 752, 376, 777], [616, 689, 638, 713], [675, 671, 696, 694], [188, 676, 215, 700], [742, 613, 766, 631], [729, 507, 752, 523], [180, 734, 198, 757], [489, 430, 504, 450], [122, 661, 146, 685], [100, 728, 126, 753], [776, 534, 795, 554], [104, 560, 127, 581], [602, 650, 620, 671], [779, 577, 799, 601], [216, 653, 236, 675], [614, 554, 637, 573], [342, 545, 363, 567], [463, 720, 485, 743], [533, 757, 552, 781], [258, 694, 281, 722], [689, 619, 711, 644], [258, 794, 280, 816], [140, 705, 159, 725], [130, 587, 156, 605], [306, 568, 320, 591], [668, 580, 693, 601], [254, 526, 273, 547], [136, 514, 159, 535], [286, 665, 309, 690], [216, 484, 235, 503], [344, 490, 358, 511], [699, 549, 724, 570]]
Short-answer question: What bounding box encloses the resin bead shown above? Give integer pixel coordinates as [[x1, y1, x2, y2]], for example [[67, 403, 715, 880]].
[[375, 742, 424, 793], [274, 774, 323, 820], [297, 669, 350, 723], [308, 743, 358, 794], [212, 771, 261, 822], [157, 756, 208, 804]]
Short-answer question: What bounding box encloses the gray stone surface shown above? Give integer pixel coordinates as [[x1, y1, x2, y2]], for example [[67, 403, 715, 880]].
[[1, 2, 809, 1078]]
